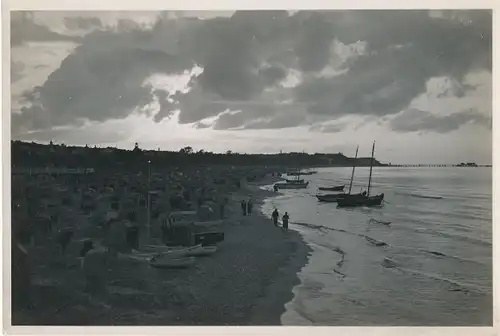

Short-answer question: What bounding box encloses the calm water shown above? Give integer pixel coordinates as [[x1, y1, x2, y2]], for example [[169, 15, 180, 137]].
[[261, 167, 492, 326]]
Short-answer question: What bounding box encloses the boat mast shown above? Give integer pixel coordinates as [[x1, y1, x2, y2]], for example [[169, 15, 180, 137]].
[[296, 153, 302, 181], [367, 141, 375, 197], [348, 145, 359, 194]]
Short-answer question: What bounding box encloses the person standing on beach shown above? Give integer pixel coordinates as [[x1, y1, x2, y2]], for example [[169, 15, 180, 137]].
[[241, 200, 247, 216], [247, 199, 253, 215], [272, 208, 279, 226], [282, 212, 290, 230]]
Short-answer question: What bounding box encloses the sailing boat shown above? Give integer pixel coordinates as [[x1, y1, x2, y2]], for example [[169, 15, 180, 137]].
[[337, 141, 384, 207], [316, 145, 361, 202], [275, 167, 309, 189]]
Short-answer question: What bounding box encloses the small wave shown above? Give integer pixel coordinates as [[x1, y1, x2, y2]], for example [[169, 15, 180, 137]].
[[292, 221, 389, 249], [422, 249, 446, 257], [393, 225, 492, 248], [419, 249, 487, 265], [388, 244, 488, 266], [381, 257, 400, 269], [380, 258, 488, 294], [399, 268, 489, 295], [395, 192, 443, 200], [333, 247, 346, 268], [364, 236, 388, 247], [333, 268, 346, 278], [369, 218, 392, 225], [306, 242, 346, 268], [450, 226, 473, 233], [427, 229, 492, 247], [291, 221, 355, 237]]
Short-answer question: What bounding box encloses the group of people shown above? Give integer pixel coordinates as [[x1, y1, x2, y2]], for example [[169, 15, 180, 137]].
[[240, 199, 253, 216], [238, 198, 290, 230], [271, 208, 289, 230]]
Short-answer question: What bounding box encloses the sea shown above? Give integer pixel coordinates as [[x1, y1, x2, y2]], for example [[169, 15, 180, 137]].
[[260, 167, 492, 326]]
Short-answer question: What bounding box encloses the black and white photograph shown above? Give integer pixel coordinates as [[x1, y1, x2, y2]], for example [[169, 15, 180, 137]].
[[6, 4, 494, 331]]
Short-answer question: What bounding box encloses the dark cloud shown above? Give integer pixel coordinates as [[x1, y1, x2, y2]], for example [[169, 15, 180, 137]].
[[13, 26, 195, 135], [259, 64, 288, 86], [390, 108, 491, 133], [188, 11, 293, 100], [12, 10, 492, 138], [292, 10, 491, 124], [293, 12, 335, 72], [11, 11, 83, 46], [174, 87, 234, 125]]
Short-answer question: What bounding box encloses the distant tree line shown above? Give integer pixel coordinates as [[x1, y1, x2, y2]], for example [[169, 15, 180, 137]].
[[11, 141, 385, 171]]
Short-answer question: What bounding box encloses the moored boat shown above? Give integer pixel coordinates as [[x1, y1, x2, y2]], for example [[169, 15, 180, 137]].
[[287, 169, 317, 176], [318, 185, 345, 192], [337, 141, 384, 208], [315, 146, 359, 203], [286, 178, 305, 183], [141, 244, 217, 257], [316, 193, 345, 202], [276, 168, 309, 189], [149, 255, 196, 269], [337, 193, 384, 207], [185, 245, 217, 257], [140, 244, 200, 253], [275, 180, 309, 189]]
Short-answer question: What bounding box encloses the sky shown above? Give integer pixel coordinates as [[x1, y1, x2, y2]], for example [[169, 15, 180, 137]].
[[10, 10, 492, 164]]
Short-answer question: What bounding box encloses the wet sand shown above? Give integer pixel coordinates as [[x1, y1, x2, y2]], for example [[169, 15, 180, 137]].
[[12, 175, 312, 325]]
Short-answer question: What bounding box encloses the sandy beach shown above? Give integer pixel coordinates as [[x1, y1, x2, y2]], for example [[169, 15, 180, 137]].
[[12, 175, 312, 326]]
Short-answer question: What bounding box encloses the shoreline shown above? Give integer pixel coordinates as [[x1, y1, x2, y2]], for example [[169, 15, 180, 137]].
[[13, 174, 313, 326], [244, 177, 312, 325]]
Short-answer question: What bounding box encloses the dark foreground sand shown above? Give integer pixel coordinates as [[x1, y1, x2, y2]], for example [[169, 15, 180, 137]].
[[13, 176, 312, 325]]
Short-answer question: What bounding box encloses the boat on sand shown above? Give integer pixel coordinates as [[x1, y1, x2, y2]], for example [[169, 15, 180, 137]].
[[186, 245, 217, 257], [275, 169, 309, 189], [149, 255, 196, 269], [140, 244, 198, 253], [275, 180, 309, 189], [140, 244, 218, 257]]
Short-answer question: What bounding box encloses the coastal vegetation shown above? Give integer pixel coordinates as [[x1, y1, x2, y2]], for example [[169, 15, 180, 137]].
[[11, 140, 383, 169]]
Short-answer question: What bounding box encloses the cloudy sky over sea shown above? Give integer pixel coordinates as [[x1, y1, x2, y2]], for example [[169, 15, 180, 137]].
[[11, 10, 492, 164]]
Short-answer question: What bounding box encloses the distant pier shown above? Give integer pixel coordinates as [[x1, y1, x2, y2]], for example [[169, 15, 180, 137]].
[[386, 163, 491, 168]]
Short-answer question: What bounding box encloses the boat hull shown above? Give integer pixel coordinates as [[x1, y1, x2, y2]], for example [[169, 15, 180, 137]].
[[149, 256, 196, 269], [287, 172, 315, 176], [316, 193, 345, 202], [140, 244, 200, 253], [186, 245, 217, 257], [275, 182, 309, 189], [194, 232, 224, 246], [318, 185, 345, 192], [337, 194, 384, 207], [286, 178, 305, 183]]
